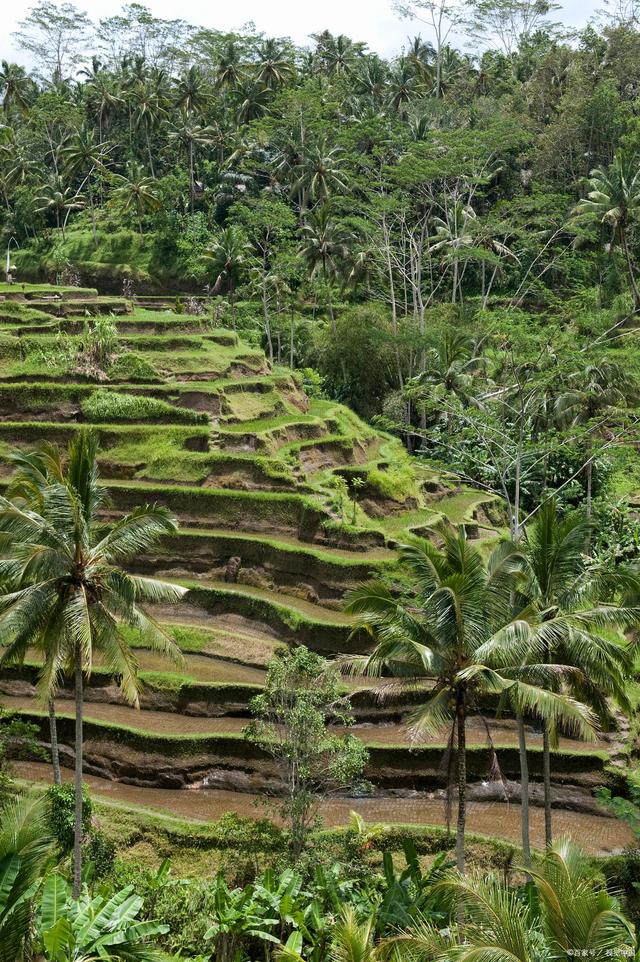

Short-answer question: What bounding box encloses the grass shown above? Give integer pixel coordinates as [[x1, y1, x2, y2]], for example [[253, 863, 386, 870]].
[[80, 389, 209, 425]]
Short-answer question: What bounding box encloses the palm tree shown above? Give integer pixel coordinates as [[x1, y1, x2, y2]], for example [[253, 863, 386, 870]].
[[81, 63, 123, 143], [110, 162, 161, 235], [168, 116, 217, 220], [312, 32, 366, 77], [132, 80, 166, 177], [35, 179, 86, 239], [575, 153, 640, 309], [478, 499, 637, 851], [554, 360, 637, 517], [345, 530, 595, 872], [292, 141, 349, 212], [216, 41, 244, 91], [203, 225, 252, 324], [395, 838, 636, 961], [175, 65, 210, 116], [61, 126, 111, 244], [3, 445, 70, 784], [235, 80, 272, 125], [388, 58, 421, 119], [0, 794, 53, 962], [429, 201, 477, 303], [299, 207, 351, 335], [329, 907, 381, 962], [255, 39, 295, 90], [405, 35, 435, 86], [0, 61, 32, 114], [0, 431, 185, 897]]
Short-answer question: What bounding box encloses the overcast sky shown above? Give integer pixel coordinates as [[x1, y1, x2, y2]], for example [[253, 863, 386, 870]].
[[0, 0, 604, 64]]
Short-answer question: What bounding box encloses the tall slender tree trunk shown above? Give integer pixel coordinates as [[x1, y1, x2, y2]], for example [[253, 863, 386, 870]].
[[48, 697, 61, 786], [542, 722, 553, 850], [517, 714, 531, 868], [456, 703, 466, 873], [73, 646, 84, 899], [585, 455, 593, 520], [146, 128, 155, 178], [620, 228, 640, 309], [189, 141, 195, 222]]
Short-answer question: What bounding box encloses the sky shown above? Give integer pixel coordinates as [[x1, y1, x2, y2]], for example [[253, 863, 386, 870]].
[[0, 0, 604, 64]]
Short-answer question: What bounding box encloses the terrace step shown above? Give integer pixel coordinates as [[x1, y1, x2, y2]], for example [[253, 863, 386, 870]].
[[0, 695, 611, 753], [135, 528, 395, 601]]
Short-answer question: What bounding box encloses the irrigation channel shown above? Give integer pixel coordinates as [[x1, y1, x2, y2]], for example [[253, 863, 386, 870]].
[[16, 761, 634, 855]]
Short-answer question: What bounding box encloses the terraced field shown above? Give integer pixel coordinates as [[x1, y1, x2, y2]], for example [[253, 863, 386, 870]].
[[0, 286, 630, 852]]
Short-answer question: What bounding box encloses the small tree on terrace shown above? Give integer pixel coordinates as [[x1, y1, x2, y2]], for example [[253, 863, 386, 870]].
[[244, 646, 369, 858]]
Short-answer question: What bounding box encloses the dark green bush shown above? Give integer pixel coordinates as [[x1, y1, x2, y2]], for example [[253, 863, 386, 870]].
[[86, 829, 117, 879], [46, 782, 92, 852]]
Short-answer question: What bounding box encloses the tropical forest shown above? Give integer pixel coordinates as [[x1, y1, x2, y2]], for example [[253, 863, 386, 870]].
[[3, 0, 640, 958]]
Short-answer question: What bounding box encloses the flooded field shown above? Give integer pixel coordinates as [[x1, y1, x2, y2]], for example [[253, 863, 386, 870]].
[[15, 761, 634, 855], [3, 695, 611, 751]]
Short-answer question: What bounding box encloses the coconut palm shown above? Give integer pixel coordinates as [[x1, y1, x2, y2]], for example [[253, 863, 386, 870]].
[[0, 794, 53, 962], [0, 61, 32, 115], [0, 430, 185, 897], [175, 65, 210, 116], [554, 360, 637, 517], [110, 162, 160, 235], [234, 80, 272, 125], [132, 80, 167, 176], [203, 225, 252, 323], [429, 201, 477, 304], [216, 41, 245, 91], [388, 58, 421, 118], [292, 141, 349, 211], [255, 39, 295, 90], [395, 838, 636, 961], [477, 499, 638, 851], [299, 207, 352, 334], [2, 445, 69, 784], [35, 179, 86, 239], [61, 126, 111, 243], [168, 116, 217, 219], [312, 32, 366, 77], [345, 530, 595, 872], [575, 153, 640, 309], [81, 66, 123, 142], [405, 35, 436, 85]]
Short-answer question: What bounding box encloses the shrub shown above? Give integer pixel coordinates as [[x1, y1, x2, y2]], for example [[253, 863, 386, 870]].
[[81, 390, 208, 424], [47, 782, 92, 852], [86, 829, 117, 879]]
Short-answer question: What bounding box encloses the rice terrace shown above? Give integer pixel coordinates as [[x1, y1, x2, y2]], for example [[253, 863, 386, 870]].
[[2, 1, 640, 959]]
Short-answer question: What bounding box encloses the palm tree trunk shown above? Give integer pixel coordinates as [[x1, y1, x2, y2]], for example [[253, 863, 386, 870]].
[[516, 713, 531, 868], [585, 455, 593, 520], [73, 645, 84, 899], [542, 721, 553, 850], [146, 128, 155, 177], [620, 228, 640, 309], [189, 141, 195, 223], [48, 697, 61, 786], [456, 706, 466, 873]]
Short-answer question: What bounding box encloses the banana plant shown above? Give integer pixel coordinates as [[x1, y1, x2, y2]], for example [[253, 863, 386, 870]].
[[204, 873, 281, 962], [38, 873, 168, 962]]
